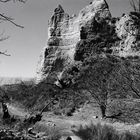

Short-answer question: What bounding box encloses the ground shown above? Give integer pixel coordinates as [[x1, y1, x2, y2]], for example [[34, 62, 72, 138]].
[[0, 102, 140, 140]]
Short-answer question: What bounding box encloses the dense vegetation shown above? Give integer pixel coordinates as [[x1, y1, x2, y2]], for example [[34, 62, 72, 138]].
[[1, 54, 140, 124], [58, 54, 140, 122]]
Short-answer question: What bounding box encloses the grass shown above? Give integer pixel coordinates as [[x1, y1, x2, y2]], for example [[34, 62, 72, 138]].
[[72, 123, 140, 140]]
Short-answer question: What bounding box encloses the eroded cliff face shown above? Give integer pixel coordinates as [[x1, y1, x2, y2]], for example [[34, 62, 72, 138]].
[[115, 13, 140, 56], [36, 0, 140, 83]]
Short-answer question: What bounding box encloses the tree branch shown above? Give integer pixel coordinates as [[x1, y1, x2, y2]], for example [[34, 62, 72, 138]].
[[0, 13, 24, 28], [0, 50, 10, 56], [129, 0, 137, 11], [123, 73, 140, 98], [0, 0, 26, 3]]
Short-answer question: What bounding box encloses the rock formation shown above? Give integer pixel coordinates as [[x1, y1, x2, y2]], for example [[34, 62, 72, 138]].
[[115, 13, 140, 56], [36, 0, 140, 83]]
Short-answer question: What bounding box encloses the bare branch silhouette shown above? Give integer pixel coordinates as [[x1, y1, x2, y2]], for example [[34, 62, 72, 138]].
[[0, 13, 24, 28], [0, 0, 26, 55], [0, 0, 26, 3], [129, 0, 140, 12], [0, 50, 10, 56]]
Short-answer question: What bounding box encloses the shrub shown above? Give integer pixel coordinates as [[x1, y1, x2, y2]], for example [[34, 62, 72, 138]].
[[72, 123, 140, 140], [72, 123, 119, 140], [108, 99, 140, 123]]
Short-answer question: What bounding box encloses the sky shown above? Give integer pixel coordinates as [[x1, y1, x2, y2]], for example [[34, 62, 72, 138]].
[[0, 0, 132, 78]]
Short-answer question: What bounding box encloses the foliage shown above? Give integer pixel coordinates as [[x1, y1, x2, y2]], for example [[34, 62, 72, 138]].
[[64, 55, 140, 118], [1, 79, 87, 116], [2, 56, 140, 120], [107, 99, 140, 123], [72, 123, 140, 140], [70, 55, 122, 117], [114, 57, 140, 99]]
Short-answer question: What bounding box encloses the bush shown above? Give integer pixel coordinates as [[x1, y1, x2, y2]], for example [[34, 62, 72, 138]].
[[72, 123, 140, 140], [108, 99, 140, 123], [72, 123, 119, 140]]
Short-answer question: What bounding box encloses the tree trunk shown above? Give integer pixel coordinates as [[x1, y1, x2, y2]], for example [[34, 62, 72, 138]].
[[2, 102, 10, 119], [100, 105, 106, 118]]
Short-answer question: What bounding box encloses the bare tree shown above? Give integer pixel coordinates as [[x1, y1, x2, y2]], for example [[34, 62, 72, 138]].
[[71, 56, 122, 118], [129, 0, 140, 12], [0, 0, 26, 56]]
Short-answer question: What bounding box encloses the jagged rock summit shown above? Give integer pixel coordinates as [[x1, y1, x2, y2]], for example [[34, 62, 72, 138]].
[[36, 0, 140, 83]]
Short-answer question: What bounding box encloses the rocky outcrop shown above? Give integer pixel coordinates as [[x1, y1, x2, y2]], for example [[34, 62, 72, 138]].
[[36, 0, 111, 82], [114, 13, 140, 57], [36, 0, 140, 83]]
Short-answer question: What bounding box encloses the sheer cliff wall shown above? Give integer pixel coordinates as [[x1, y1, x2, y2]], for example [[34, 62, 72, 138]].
[[36, 0, 111, 82], [36, 0, 140, 83]]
